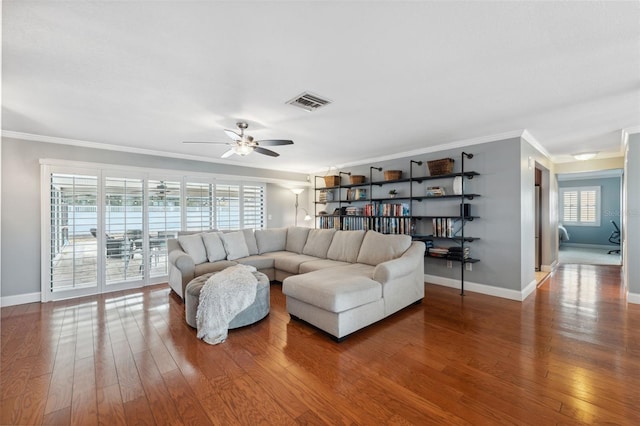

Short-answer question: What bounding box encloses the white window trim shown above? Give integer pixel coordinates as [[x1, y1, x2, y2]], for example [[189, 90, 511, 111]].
[[559, 186, 601, 227]]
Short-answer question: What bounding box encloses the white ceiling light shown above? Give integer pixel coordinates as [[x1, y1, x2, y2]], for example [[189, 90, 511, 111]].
[[573, 152, 598, 161]]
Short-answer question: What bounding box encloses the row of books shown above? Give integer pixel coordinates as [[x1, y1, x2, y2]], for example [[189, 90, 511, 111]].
[[319, 216, 413, 235], [363, 203, 410, 217], [427, 246, 470, 260], [432, 218, 461, 238]]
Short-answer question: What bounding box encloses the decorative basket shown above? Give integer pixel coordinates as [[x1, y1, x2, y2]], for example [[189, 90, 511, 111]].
[[384, 170, 402, 181], [427, 158, 454, 176], [323, 175, 340, 187], [349, 175, 365, 184]]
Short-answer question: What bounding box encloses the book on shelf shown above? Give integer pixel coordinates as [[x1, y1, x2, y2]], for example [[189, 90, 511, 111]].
[[346, 188, 367, 201], [431, 217, 462, 238]]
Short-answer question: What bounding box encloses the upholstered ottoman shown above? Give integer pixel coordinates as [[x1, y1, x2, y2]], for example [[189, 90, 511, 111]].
[[185, 271, 270, 329]]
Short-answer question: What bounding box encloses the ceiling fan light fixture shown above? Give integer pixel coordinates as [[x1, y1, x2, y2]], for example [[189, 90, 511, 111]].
[[234, 143, 253, 156]]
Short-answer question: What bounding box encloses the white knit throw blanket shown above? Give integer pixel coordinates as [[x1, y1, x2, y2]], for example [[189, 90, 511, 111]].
[[196, 264, 258, 345]]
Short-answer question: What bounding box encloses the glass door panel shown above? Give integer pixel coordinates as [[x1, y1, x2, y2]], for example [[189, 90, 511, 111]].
[[50, 173, 98, 291], [148, 180, 181, 277], [104, 177, 144, 284]]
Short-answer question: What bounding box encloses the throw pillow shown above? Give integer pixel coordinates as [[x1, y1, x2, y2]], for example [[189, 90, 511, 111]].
[[357, 231, 411, 266], [202, 232, 227, 262], [285, 227, 311, 254], [178, 233, 208, 264], [255, 228, 287, 254], [220, 231, 250, 261], [302, 229, 336, 258], [326, 230, 366, 263]]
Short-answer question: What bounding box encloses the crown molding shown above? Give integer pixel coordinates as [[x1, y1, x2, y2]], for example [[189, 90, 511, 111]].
[[521, 129, 551, 160], [311, 129, 529, 174], [1, 130, 307, 175]]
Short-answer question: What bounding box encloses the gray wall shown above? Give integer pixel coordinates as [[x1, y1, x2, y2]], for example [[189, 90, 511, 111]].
[[1, 137, 308, 299], [558, 177, 621, 245], [316, 137, 533, 293], [626, 133, 640, 299]]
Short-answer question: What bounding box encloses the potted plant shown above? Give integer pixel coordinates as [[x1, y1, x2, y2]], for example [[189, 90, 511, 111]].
[[388, 189, 398, 198]]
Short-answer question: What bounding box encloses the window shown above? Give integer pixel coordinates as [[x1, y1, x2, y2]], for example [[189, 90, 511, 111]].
[[44, 162, 269, 301], [560, 186, 600, 226]]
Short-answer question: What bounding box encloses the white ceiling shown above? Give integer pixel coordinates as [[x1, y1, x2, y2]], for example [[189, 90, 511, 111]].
[[3, 1, 639, 173]]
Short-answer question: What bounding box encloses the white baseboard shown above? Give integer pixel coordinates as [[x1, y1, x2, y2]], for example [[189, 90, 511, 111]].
[[424, 274, 535, 301], [561, 243, 619, 250], [1, 292, 41, 307], [628, 292, 640, 304], [541, 260, 558, 272]]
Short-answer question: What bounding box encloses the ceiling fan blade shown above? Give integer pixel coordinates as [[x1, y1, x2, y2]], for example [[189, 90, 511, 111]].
[[254, 147, 280, 157], [221, 149, 236, 158], [224, 129, 242, 141], [256, 139, 294, 146], [183, 141, 228, 145]]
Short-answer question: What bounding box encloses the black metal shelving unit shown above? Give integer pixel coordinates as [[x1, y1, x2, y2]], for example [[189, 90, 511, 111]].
[[313, 152, 480, 294]]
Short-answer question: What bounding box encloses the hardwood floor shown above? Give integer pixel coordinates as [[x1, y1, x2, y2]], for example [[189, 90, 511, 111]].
[[2, 264, 639, 425]]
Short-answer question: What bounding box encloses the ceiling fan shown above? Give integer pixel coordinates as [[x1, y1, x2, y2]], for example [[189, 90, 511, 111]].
[[183, 121, 293, 158]]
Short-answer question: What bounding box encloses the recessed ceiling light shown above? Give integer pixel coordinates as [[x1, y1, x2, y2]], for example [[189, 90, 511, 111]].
[[573, 152, 598, 161]]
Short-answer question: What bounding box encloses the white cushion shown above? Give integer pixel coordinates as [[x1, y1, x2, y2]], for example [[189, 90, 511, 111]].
[[255, 228, 287, 254], [357, 231, 412, 266], [242, 229, 259, 255], [302, 229, 336, 258], [220, 231, 250, 260], [178, 233, 208, 265], [285, 227, 311, 254], [201, 232, 227, 262], [326, 230, 366, 263]]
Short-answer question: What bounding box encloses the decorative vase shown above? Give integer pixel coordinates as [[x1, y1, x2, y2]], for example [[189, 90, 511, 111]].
[[452, 176, 463, 195]]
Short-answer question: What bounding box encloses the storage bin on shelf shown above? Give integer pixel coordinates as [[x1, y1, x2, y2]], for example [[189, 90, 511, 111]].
[[323, 175, 340, 187], [427, 158, 454, 176], [349, 175, 366, 184], [384, 170, 402, 180]]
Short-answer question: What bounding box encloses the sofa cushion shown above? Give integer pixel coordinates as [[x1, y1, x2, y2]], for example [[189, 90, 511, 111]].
[[178, 233, 208, 264], [220, 231, 250, 260], [285, 227, 311, 254], [242, 229, 259, 255], [282, 268, 381, 313], [356, 231, 412, 266], [236, 255, 275, 270], [326, 230, 366, 263], [298, 259, 350, 274], [194, 260, 237, 276], [255, 228, 287, 254], [274, 254, 319, 274], [201, 232, 227, 262], [302, 229, 336, 258]]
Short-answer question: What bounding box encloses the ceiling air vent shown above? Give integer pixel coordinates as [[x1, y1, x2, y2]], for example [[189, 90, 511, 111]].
[[286, 92, 331, 112]]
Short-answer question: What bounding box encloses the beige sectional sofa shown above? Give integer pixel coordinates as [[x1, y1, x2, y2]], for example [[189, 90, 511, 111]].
[[168, 227, 425, 340]]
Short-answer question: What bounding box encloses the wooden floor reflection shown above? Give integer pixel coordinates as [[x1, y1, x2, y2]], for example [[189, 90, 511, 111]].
[[1, 264, 638, 424]]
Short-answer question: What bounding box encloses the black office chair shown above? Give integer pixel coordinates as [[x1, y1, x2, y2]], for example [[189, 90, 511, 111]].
[[608, 220, 621, 254]]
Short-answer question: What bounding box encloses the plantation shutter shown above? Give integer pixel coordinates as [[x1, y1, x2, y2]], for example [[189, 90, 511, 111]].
[[563, 191, 578, 222], [579, 190, 597, 223], [243, 184, 265, 230]]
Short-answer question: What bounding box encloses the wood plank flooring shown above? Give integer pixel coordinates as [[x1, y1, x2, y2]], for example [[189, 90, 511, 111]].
[[2, 264, 639, 425]]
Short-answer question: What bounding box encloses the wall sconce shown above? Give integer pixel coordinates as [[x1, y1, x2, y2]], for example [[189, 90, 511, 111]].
[[291, 188, 305, 226]]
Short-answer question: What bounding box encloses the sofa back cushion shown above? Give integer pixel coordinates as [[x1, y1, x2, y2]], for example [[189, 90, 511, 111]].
[[356, 231, 412, 266], [220, 231, 250, 260], [178, 233, 208, 264], [285, 227, 311, 254], [255, 228, 288, 254], [326, 230, 366, 263], [242, 229, 259, 255], [302, 229, 336, 258], [202, 232, 227, 262]]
